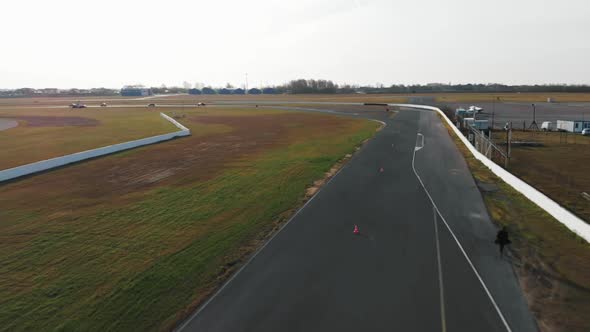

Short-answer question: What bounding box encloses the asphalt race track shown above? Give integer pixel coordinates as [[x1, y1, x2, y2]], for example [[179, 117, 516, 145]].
[[177, 107, 538, 332]]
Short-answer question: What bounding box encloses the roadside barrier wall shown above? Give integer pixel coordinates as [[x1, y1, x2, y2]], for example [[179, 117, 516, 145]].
[[390, 103, 590, 243], [0, 113, 190, 182]]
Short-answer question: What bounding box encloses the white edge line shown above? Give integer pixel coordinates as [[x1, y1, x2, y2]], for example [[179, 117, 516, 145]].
[[415, 133, 424, 151], [371, 119, 387, 126], [175, 122, 387, 331], [432, 206, 447, 332], [412, 133, 512, 332]]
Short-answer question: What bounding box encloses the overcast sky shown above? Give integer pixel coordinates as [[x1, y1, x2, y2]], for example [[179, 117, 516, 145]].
[[1, 0, 589, 89]]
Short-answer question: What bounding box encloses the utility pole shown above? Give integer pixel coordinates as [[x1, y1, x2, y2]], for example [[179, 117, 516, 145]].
[[491, 96, 496, 140], [528, 103, 539, 130], [505, 121, 512, 168], [245, 73, 249, 94], [508, 122, 512, 158]]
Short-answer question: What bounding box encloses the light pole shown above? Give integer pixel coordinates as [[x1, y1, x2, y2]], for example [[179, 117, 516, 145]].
[[529, 103, 538, 130], [491, 96, 496, 139]]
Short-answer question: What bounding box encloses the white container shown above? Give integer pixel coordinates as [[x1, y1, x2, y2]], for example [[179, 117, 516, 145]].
[[556, 120, 574, 132], [541, 121, 553, 131]]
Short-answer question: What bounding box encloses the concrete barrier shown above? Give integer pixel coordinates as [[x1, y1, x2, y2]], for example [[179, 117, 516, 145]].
[[160, 112, 190, 132], [390, 103, 590, 243], [0, 113, 190, 182]]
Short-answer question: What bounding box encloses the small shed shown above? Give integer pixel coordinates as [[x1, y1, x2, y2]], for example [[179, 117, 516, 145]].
[[556, 120, 590, 133]]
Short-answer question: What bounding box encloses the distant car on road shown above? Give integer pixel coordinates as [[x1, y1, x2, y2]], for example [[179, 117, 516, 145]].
[[148, 103, 156, 107], [197, 102, 206, 106], [582, 128, 590, 136], [100, 102, 107, 107], [69, 103, 87, 109]]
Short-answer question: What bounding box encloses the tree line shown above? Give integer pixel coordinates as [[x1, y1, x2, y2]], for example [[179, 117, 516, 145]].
[[3, 81, 590, 97]]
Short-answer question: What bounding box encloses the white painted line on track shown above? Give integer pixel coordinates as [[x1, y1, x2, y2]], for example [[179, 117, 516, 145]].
[[415, 133, 424, 151], [432, 206, 447, 332], [412, 132, 512, 332], [175, 122, 388, 331], [371, 119, 386, 126]]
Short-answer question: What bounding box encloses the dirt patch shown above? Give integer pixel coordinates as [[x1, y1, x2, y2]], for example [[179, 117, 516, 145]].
[[7, 115, 99, 127], [306, 158, 345, 198], [512, 245, 590, 332]]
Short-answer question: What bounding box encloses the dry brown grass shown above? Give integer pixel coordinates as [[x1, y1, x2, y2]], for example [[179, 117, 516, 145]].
[[494, 131, 590, 223], [0, 107, 179, 169]]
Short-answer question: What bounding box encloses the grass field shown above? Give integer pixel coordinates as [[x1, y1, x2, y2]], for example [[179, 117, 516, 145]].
[[494, 131, 590, 223], [0, 107, 179, 169], [0, 107, 380, 331], [440, 119, 590, 332]]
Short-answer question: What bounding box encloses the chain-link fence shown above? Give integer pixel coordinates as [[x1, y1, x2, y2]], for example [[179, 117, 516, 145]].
[[467, 125, 511, 168]]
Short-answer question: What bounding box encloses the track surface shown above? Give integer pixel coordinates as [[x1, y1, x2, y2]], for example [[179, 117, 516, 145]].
[[178, 108, 537, 332]]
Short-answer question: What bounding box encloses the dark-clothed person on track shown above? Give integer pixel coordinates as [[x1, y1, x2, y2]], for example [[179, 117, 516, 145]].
[[495, 227, 511, 256]]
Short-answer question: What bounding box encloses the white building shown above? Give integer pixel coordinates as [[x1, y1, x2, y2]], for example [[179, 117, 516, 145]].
[[556, 120, 590, 133]]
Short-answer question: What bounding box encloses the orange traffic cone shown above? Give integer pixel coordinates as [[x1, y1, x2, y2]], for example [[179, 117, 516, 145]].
[[353, 224, 360, 235]]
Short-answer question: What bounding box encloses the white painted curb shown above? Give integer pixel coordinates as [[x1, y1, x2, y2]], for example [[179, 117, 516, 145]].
[[390, 103, 590, 243], [0, 113, 190, 182]]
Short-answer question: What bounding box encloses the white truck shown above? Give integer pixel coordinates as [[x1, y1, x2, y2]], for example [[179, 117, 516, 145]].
[[541, 121, 553, 131], [556, 120, 573, 132]]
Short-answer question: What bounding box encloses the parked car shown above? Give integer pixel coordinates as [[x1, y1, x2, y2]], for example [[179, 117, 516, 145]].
[[197, 102, 206, 106], [100, 102, 107, 107], [147, 103, 156, 107], [582, 128, 590, 136], [69, 103, 87, 109]]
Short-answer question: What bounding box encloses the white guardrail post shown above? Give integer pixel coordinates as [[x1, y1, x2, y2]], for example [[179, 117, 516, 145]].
[[390, 103, 590, 243], [0, 113, 190, 182]]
